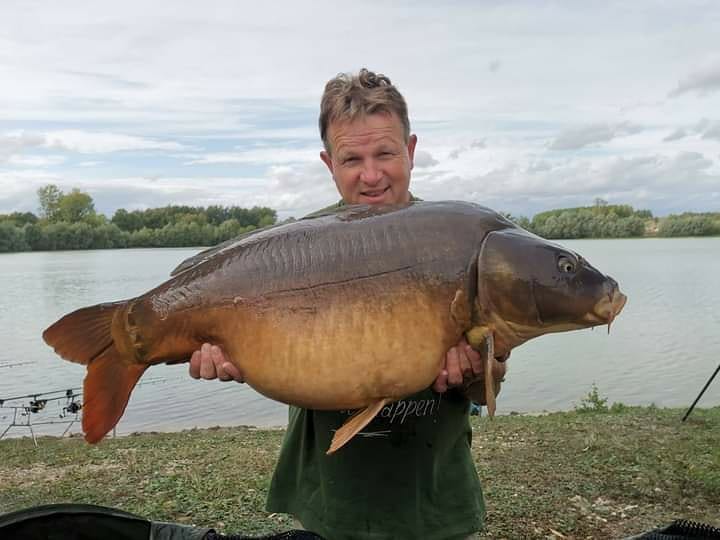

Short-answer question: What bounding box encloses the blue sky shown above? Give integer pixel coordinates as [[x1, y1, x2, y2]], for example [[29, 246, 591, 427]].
[[1, 1, 719, 220]]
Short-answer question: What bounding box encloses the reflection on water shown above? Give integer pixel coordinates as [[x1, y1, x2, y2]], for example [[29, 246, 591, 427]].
[[1, 239, 719, 439]]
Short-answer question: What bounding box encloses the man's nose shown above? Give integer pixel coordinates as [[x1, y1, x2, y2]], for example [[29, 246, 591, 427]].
[[359, 159, 382, 184]]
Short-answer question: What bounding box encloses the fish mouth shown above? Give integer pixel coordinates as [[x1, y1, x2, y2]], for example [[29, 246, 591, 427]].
[[586, 290, 627, 332]]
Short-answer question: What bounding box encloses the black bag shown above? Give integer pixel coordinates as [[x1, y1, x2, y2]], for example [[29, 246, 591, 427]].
[[0, 504, 323, 540]]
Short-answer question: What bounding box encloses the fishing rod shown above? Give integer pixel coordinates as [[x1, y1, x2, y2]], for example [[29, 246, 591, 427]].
[[681, 361, 720, 422], [0, 387, 82, 405], [0, 375, 174, 406]]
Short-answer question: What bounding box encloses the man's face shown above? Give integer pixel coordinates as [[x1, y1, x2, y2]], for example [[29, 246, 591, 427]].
[[320, 112, 417, 205]]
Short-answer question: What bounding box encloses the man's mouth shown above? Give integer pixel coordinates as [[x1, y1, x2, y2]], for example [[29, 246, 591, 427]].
[[360, 186, 390, 200]]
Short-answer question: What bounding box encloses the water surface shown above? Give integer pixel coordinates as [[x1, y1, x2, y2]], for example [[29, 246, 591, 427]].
[[1, 239, 718, 438]]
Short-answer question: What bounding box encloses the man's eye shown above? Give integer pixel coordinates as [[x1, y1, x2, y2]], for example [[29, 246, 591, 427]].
[[344, 157, 358, 164]]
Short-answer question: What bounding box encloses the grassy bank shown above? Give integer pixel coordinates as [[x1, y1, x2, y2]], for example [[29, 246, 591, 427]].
[[1, 406, 718, 539]]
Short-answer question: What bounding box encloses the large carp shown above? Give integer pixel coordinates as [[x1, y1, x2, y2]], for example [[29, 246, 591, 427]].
[[43, 201, 626, 453]]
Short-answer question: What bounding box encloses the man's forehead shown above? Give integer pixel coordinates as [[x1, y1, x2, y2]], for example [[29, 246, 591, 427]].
[[328, 114, 405, 152]]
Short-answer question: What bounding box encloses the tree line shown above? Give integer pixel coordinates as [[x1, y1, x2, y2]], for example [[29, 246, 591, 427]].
[[0, 185, 276, 253], [1, 188, 718, 253], [506, 199, 719, 239]]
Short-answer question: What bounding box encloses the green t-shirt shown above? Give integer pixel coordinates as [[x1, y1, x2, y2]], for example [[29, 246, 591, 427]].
[[266, 392, 485, 540], [265, 198, 485, 539]]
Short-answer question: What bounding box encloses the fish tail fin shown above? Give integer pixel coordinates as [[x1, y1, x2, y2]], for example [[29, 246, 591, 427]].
[[43, 300, 147, 443], [43, 301, 127, 365], [327, 398, 390, 455], [83, 345, 148, 443]]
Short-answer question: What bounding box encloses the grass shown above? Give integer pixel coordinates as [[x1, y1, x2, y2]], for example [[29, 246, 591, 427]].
[[1, 405, 718, 539]]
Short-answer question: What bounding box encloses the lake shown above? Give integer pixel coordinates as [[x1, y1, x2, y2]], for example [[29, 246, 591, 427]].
[[1, 238, 719, 439]]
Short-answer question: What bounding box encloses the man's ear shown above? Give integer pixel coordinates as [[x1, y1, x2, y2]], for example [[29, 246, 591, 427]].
[[407, 134, 418, 170], [320, 150, 334, 175]]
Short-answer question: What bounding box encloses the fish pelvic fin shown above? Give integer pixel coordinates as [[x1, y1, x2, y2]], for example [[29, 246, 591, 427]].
[[82, 344, 148, 443], [327, 398, 390, 455], [43, 301, 127, 365]]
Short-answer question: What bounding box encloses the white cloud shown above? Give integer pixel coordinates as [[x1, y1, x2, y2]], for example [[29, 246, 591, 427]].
[[411, 149, 720, 217], [669, 60, 720, 97], [7, 155, 66, 167], [413, 150, 439, 168], [549, 123, 643, 151], [184, 147, 318, 166], [0, 132, 46, 161], [663, 128, 687, 142], [701, 121, 720, 141], [447, 140, 486, 160], [44, 130, 190, 153]]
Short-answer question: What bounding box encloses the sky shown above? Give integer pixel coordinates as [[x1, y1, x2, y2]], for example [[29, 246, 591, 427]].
[[1, 1, 719, 220]]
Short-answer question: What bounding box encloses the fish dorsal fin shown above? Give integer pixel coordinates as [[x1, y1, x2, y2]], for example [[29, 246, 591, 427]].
[[82, 345, 148, 443], [170, 226, 271, 276], [170, 213, 332, 277], [327, 398, 390, 454]]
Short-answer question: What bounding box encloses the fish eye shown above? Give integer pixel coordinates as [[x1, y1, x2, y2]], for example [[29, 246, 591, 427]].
[[557, 255, 576, 274]]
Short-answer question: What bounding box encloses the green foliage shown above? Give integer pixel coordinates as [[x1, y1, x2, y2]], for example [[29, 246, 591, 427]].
[[126, 222, 258, 248], [56, 188, 96, 223], [37, 184, 63, 220], [658, 213, 720, 237], [111, 205, 276, 232], [502, 213, 532, 230], [36, 184, 97, 224], [575, 383, 610, 413], [0, 222, 30, 252], [0, 211, 38, 226], [0, 186, 277, 252], [528, 205, 650, 239]]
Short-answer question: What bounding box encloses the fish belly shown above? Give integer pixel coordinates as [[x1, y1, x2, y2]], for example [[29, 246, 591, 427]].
[[219, 274, 464, 410]]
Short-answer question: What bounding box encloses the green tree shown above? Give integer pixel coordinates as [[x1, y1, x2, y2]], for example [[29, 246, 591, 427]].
[[37, 184, 63, 221], [0, 212, 38, 226], [112, 209, 145, 232], [57, 188, 96, 223], [0, 223, 29, 252]]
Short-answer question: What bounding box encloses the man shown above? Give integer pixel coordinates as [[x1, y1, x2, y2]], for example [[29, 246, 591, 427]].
[[190, 69, 507, 540]]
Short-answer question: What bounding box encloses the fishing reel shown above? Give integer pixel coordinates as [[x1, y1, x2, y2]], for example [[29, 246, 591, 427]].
[[60, 389, 83, 418], [27, 398, 47, 414]]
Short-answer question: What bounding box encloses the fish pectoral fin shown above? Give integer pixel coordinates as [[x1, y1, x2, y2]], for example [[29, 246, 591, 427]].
[[82, 345, 148, 443], [450, 288, 472, 328], [464, 327, 498, 417], [327, 398, 390, 455]]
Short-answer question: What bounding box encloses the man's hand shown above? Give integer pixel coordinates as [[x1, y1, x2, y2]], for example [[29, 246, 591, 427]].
[[189, 343, 244, 382], [432, 337, 510, 405], [432, 337, 482, 393]]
